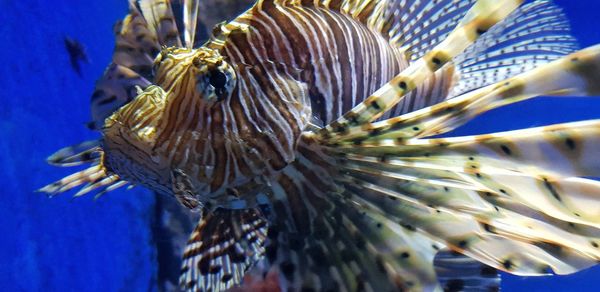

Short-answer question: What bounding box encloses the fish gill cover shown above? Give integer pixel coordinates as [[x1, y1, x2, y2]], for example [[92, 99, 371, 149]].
[[1, 0, 600, 291]]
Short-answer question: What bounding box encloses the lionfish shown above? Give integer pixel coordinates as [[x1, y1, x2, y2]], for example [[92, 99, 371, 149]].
[[41, 0, 600, 291]]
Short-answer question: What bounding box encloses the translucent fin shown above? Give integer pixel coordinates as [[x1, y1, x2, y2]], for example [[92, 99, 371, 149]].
[[366, 1, 578, 121], [336, 165, 600, 276], [39, 165, 106, 196], [297, 2, 600, 282], [74, 175, 123, 198], [46, 140, 101, 167], [179, 208, 268, 291], [310, 71, 600, 277], [182, 0, 200, 49], [137, 0, 183, 47], [452, 0, 579, 97], [434, 249, 500, 291]]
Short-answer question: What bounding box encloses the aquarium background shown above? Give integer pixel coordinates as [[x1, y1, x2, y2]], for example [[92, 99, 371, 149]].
[[1, 0, 599, 291]]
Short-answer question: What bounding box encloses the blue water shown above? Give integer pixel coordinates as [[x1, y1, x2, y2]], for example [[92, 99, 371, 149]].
[[0, 1, 599, 291]]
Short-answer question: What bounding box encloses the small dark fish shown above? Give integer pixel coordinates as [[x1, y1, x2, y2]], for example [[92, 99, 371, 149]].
[[64, 36, 89, 76]]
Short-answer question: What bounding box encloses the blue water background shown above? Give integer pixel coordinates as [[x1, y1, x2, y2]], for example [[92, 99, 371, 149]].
[[0, 0, 599, 291]]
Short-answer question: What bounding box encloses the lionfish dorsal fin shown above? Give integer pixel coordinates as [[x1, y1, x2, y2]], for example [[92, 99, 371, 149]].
[[182, 0, 201, 49], [137, 0, 183, 47]]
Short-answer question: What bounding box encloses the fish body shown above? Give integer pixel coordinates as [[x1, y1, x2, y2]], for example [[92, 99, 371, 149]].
[[64, 36, 89, 76], [41, 0, 600, 291], [103, 1, 459, 209]]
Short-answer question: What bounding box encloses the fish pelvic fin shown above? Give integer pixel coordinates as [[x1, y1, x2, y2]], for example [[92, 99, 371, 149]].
[[179, 208, 268, 292]]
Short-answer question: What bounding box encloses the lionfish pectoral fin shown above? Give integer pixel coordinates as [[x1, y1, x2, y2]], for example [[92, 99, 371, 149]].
[[368, 0, 578, 120], [311, 45, 600, 276], [316, 0, 581, 144], [179, 208, 268, 291], [324, 117, 600, 276], [303, 1, 600, 284], [39, 140, 128, 198], [246, 139, 446, 291], [434, 249, 500, 292]]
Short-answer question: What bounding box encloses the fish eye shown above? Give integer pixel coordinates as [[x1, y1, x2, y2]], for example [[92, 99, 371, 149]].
[[208, 69, 229, 100], [209, 70, 228, 90]]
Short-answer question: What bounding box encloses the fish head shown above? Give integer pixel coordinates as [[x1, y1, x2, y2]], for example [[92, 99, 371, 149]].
[[100, 46, 247, 205], [101, 45, 309, 207]]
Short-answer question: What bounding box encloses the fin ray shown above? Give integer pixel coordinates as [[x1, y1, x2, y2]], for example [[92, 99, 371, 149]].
[[180, 208, 268, 291]]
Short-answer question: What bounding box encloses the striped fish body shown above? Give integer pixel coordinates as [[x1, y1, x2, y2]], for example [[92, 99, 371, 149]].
[[224, 3, 412, 124], [230, 1, 462, 124]]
